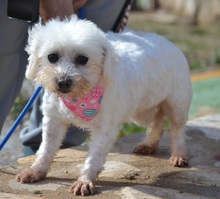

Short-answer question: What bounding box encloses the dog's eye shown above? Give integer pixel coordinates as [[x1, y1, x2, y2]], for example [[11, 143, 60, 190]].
[[75, 55, 88, 65], [48, 53, 59, 63]]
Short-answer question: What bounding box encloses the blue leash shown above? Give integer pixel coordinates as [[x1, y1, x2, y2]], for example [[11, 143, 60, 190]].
[[0, 8, 85, 150]]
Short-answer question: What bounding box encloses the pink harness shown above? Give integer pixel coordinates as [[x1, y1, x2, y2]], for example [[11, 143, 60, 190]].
[[60, 84, 104, 121]]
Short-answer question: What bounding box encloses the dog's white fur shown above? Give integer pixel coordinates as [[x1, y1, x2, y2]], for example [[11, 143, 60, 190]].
[[16, 16, 192, 195]]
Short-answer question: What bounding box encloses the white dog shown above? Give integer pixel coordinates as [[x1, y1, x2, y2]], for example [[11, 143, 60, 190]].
[[16, 15, 192, 196]]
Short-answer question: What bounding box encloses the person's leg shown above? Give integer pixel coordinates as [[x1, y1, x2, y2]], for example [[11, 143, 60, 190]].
[[0, 0, 28, 132]]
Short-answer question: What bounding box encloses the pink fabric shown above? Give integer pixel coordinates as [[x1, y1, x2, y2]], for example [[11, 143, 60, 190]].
[[60, 84, 104, 121]]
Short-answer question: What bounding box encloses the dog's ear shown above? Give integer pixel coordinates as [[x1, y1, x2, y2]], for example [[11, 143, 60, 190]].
[[102, 42, 118, 83], [25, 24, 41, 81]]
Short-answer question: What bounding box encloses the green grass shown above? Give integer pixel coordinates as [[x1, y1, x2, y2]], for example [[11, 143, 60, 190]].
[[213, 49, 220, 65], [119, 123, 146, 137], [10, 95, 28, 120], [190, 27, 208, 35]]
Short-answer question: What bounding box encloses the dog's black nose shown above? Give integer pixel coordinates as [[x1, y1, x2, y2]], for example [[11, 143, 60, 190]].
[[57, 77, 73, 93]]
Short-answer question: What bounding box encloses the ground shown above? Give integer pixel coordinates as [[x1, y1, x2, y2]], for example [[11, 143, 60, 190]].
[[0, 115, 220, 199]]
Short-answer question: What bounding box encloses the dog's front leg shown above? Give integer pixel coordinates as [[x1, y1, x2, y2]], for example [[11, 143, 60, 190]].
[[69, 125, 119, 196], [16, 116, 67, 183]]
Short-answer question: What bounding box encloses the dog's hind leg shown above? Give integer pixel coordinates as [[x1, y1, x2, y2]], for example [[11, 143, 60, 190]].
[[169, 121, 188, 167], [164, 101, 189, 167], [133, 107, 165, 155]]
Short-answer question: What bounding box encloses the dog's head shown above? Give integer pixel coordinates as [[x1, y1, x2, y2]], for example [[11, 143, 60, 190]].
[[26, 15, 117, 98]]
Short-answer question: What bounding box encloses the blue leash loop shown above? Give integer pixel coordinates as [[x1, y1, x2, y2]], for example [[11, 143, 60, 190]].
[[0, 8, 85, 150]]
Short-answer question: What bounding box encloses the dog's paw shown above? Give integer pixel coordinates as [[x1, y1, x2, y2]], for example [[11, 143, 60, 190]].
[[133, 144, 157, 155], [16, 168, 47, 183], [69, 180, 95, 196], [170, 155, 188, 167]]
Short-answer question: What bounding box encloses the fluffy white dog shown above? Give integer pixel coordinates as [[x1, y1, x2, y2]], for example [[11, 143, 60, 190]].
[[16, 15, 192, 196]]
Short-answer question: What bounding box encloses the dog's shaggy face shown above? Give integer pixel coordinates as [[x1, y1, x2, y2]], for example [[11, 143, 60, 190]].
[[26, 16, 111, 98]]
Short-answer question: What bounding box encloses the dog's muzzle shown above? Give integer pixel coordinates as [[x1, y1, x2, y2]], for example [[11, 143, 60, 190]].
[[57, 76, 73, 93]]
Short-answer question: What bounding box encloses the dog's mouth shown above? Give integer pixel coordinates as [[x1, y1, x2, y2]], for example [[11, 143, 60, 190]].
[[58, 88, 71, 94]]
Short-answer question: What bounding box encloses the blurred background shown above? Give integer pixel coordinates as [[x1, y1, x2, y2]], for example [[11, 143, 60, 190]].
[[1, 0, 220, 165]]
